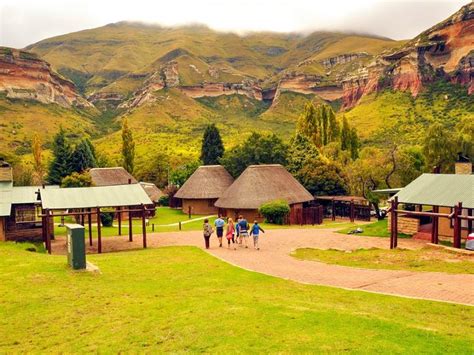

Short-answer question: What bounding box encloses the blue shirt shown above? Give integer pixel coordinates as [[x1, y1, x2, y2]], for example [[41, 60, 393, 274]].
[[238, 219, 249, 231], [214, 218, 225, 228], [251, 224, 262, 235]]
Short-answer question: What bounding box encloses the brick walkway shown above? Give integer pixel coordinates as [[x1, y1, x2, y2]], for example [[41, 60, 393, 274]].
[[51, 228, 474, 305]]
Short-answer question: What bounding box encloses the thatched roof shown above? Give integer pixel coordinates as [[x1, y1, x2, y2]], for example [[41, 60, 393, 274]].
[[215, 164, 314, 209], [140, 182, 164, 202], [89, 167, 137, 186], [174, 165, 234, 199]]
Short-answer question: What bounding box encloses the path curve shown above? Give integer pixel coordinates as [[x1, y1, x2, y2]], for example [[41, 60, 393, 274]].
[[51, 228, 474, 306]]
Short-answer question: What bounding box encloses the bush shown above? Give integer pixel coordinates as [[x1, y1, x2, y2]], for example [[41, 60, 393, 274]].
[[100, 209, 114, 227], [259, 199, 290, 225], [158, 195, 169, 207]]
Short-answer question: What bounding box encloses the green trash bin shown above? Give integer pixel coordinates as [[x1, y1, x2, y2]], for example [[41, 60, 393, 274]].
[[66, 224, 86, 270]]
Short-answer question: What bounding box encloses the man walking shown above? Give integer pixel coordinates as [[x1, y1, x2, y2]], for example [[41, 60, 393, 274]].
[[214, 214, 225, 247]]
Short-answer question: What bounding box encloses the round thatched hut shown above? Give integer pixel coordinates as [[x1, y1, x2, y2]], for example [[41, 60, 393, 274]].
[[174, 165, 234, 215], [215, 164, 314, 221]]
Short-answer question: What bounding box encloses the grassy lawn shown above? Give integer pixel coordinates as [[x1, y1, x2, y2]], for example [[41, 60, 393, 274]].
[[337, 219, 411, 238], [292, 247, 474, 274], [0, 242, 473, 353]]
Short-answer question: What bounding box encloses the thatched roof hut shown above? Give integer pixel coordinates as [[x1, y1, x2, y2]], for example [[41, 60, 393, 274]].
[[89, 167, 137, 186], [140, 182, 164, 203], [215, 164, 313, 209], [174, 165, 234, 199]]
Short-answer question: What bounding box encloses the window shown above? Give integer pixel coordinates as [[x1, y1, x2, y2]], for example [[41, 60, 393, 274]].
[[15, 205, 40, 223]]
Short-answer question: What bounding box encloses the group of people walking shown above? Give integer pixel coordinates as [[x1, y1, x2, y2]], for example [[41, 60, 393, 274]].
[[203, 215, 265, 250]]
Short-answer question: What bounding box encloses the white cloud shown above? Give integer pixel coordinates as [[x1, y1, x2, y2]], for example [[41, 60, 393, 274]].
[[0, 0, 468, 48]]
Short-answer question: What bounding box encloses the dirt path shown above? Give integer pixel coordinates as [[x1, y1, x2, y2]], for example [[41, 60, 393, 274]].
[[51, 228, 474, 306]]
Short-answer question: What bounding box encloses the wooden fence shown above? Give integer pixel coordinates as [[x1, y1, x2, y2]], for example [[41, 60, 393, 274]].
[[287, 206, 324, 225]]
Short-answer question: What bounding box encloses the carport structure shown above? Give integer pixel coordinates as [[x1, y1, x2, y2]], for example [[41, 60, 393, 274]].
[[39, 184, 153, 254]]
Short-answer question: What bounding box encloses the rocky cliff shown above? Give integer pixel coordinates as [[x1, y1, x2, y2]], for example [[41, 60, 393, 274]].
[[0, 47, 93, 108], [340, 2, 473, 108]]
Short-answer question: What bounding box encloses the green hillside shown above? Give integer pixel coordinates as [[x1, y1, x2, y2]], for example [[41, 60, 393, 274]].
[[26, 23, 397, 96]]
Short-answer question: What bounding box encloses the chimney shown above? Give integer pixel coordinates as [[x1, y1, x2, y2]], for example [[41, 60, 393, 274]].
[[455, 153, 472, 175]]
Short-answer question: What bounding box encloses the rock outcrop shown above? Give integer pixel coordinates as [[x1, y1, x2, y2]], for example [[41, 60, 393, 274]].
[[0, 47, 93, 108], [340, 2, 474, 108]]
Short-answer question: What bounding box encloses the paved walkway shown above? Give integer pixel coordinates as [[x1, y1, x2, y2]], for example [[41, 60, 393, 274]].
[[51, 228, 474, 306]]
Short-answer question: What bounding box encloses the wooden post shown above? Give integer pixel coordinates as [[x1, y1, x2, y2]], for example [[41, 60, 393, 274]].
[[117, 206, 122, 236], [45, 209, 51, 254], [431, 205, 439, 244], [142, 204, 147, 249], [331, 198, 336, 221], [152, 224, 155, 232], [468, 209, 473, 234], [88, 208, 92, 246], [80, 209, 85, 226], [393, 197, 398, 248], [128, 209, 133, 242], [97, 207, 102, 254], [188, 205, 192, 219], [453, 202, 462, 249], [179, 221, 182, 231], [350, 200, 355, 223]]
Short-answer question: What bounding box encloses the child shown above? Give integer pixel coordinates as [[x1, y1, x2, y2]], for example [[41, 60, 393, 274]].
[[249, 220, 265, 250], [226, 218, 236, 249], [203, 218, 213, 249]]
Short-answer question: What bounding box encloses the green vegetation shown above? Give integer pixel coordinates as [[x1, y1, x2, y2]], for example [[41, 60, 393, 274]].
[[121, 117, 135, 174], [259, 199, 290, 225], [200, 123, 224, 165], [292, 247, 474, 274], [0, 243, 473, 352]]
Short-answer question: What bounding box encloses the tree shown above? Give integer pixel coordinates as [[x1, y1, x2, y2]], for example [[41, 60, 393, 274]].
[[397, 146, 425, 186], [286, 134, 319, 176], [200, 124, 224, 165], [423, 122, 456, 172], [327, 106, 340, 143], [455, 117, 474, 158], [71, 139, 97, 173], [170, 160, 201, 187], [47, 127, 72, 184], [31, 133, 44, 185], [297, 103, 321, 147], [220, 133, 288, 177], [349, 127, 359, 160], [298, 158, 348, 196], [61, 172, 92, 187], [121, 118, 135, 174], [340, 116, 351, 151], [135, 152, 170, 188]]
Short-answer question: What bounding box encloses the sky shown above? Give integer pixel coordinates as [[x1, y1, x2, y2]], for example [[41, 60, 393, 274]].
[[0, 0, 468, 48]]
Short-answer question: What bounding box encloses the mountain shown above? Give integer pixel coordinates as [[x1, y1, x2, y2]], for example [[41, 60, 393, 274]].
[[0, 3, 472, 169]]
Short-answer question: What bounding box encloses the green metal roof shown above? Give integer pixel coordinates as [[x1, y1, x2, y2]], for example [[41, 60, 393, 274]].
[[40, 184, 152, 209], [393, 174, 474, 208], [0, 185, 60, 217]]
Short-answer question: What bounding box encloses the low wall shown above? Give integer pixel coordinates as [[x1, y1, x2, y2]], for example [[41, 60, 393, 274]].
[[387, 214, 420, 235]]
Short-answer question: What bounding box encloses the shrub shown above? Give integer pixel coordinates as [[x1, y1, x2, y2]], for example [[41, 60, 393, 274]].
[[259, 199, 290, 225], [158, 195, 169, 207], [100, 208, 115, 227]]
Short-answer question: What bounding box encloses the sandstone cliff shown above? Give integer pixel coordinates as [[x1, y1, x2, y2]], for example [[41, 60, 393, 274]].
[[340, 2, 473, 108], [0, 47, 93, 108]]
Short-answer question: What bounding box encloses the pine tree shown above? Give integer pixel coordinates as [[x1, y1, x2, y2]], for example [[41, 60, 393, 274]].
[[340, 116, 351, 151], [32, 133, 44, 185], [121, 118, 135, 174], [71, 139, 97, 173], [321, 105, 329, 146], [47, 127, 72, 184], [200, 124, 224, 165]]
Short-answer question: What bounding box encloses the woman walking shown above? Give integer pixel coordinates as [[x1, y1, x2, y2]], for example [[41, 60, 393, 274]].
[[226, 218, 236, 249], [203, 218, 213, 249]]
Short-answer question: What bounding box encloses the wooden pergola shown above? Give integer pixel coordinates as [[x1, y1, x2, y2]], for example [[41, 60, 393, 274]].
[[39, 184, 154, 254], [388, 174, 474, 249], [315, 196, 370, 222]]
